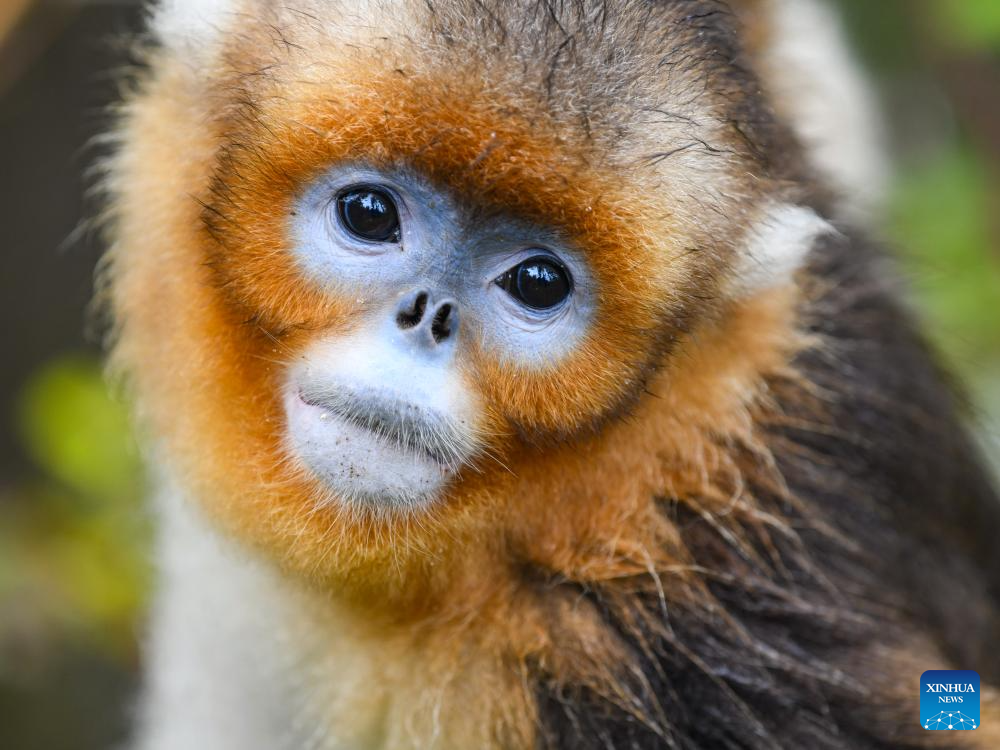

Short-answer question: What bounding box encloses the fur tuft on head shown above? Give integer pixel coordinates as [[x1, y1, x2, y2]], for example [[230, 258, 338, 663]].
[[151, 0, 240, 52]]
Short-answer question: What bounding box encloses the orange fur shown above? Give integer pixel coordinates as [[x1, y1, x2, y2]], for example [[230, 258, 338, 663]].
[[105, 41, 810, 742], [107, 37, 779, 604]]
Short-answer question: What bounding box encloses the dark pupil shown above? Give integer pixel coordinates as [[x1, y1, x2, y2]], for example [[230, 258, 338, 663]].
[[497, 257, 571, 309], [337, 189, 400, 242]]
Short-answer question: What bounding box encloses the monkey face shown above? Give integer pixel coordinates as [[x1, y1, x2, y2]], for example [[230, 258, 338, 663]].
[[109, 2, 829, 599], [187, 66, 734, 535], [283, 167, 595, 510], [209, 110, 713, 529]]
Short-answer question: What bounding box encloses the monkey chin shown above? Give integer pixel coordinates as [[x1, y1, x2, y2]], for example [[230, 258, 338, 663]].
[[282, 388, 463, 513]]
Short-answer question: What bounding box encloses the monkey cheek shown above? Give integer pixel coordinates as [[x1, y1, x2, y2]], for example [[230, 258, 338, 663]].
[[282, 391, 456, 512]]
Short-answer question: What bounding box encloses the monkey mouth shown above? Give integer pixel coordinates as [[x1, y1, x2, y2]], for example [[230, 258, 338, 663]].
[[284, 371, 481, 510], [297, 386, 471, 469]]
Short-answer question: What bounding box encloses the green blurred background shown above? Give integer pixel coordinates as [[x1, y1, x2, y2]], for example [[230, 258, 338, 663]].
[[0, 1, 997, 748]]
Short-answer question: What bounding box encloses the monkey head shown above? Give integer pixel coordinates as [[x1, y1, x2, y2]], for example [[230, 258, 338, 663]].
[[108, 0, 832, 610]]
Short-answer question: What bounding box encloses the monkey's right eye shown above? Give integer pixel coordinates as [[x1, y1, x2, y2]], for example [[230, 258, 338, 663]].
[[336, 187, 401, 243], [494, 255, 573, 310]]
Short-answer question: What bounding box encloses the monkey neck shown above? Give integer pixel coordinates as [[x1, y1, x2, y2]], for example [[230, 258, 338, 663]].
[[142, 476, 531, 750]]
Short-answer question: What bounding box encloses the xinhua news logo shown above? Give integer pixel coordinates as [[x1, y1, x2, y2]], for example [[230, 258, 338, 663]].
[[921, 670, 980, 730]]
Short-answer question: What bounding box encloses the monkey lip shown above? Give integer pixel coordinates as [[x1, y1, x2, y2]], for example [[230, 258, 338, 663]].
[[296, 389, 465, 469]]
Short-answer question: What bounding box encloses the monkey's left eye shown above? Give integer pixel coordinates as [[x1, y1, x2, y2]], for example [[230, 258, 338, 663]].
[[494, 256, 573, 310], [336, 187, 401, 243]]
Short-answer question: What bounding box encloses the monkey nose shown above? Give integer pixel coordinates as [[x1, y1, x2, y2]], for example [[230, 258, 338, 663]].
[[394, 289, 460, 348]]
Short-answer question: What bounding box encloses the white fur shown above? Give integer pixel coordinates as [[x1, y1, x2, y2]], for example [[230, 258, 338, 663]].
[[732, 202, 834, 295], [136, 475, 391, 750], [135, 477, 302, 750], [761, 0, 889, 224], [151, 0, 239, 51]]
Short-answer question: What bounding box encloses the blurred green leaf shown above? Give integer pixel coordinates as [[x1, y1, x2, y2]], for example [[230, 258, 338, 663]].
[[932, 0, 1000, 50], [4, 356, 150, 661], [838, 0, 919, 72], [890, 146, 1000, 376], [17, 357, 141, 501]]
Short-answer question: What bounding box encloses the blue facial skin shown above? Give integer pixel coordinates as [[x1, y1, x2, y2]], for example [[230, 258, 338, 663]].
[[290, 165, 595, 369]]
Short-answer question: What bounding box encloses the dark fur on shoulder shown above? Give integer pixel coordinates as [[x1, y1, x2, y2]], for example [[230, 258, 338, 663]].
[[534, 231, 1000, 749]]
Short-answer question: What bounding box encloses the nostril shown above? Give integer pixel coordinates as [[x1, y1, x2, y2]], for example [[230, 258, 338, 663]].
[[395, 291, 458, 346], [396, 292, 428, 329], [431, 303, 453, 343]]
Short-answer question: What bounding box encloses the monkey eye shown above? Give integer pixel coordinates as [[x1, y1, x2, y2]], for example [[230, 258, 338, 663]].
[[336, 187, 401, 243], [494, 255, 572, 310]]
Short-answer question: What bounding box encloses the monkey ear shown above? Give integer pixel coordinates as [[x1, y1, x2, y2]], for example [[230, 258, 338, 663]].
[[152, 0, 239, 54], [730, 203, 835, 296]]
